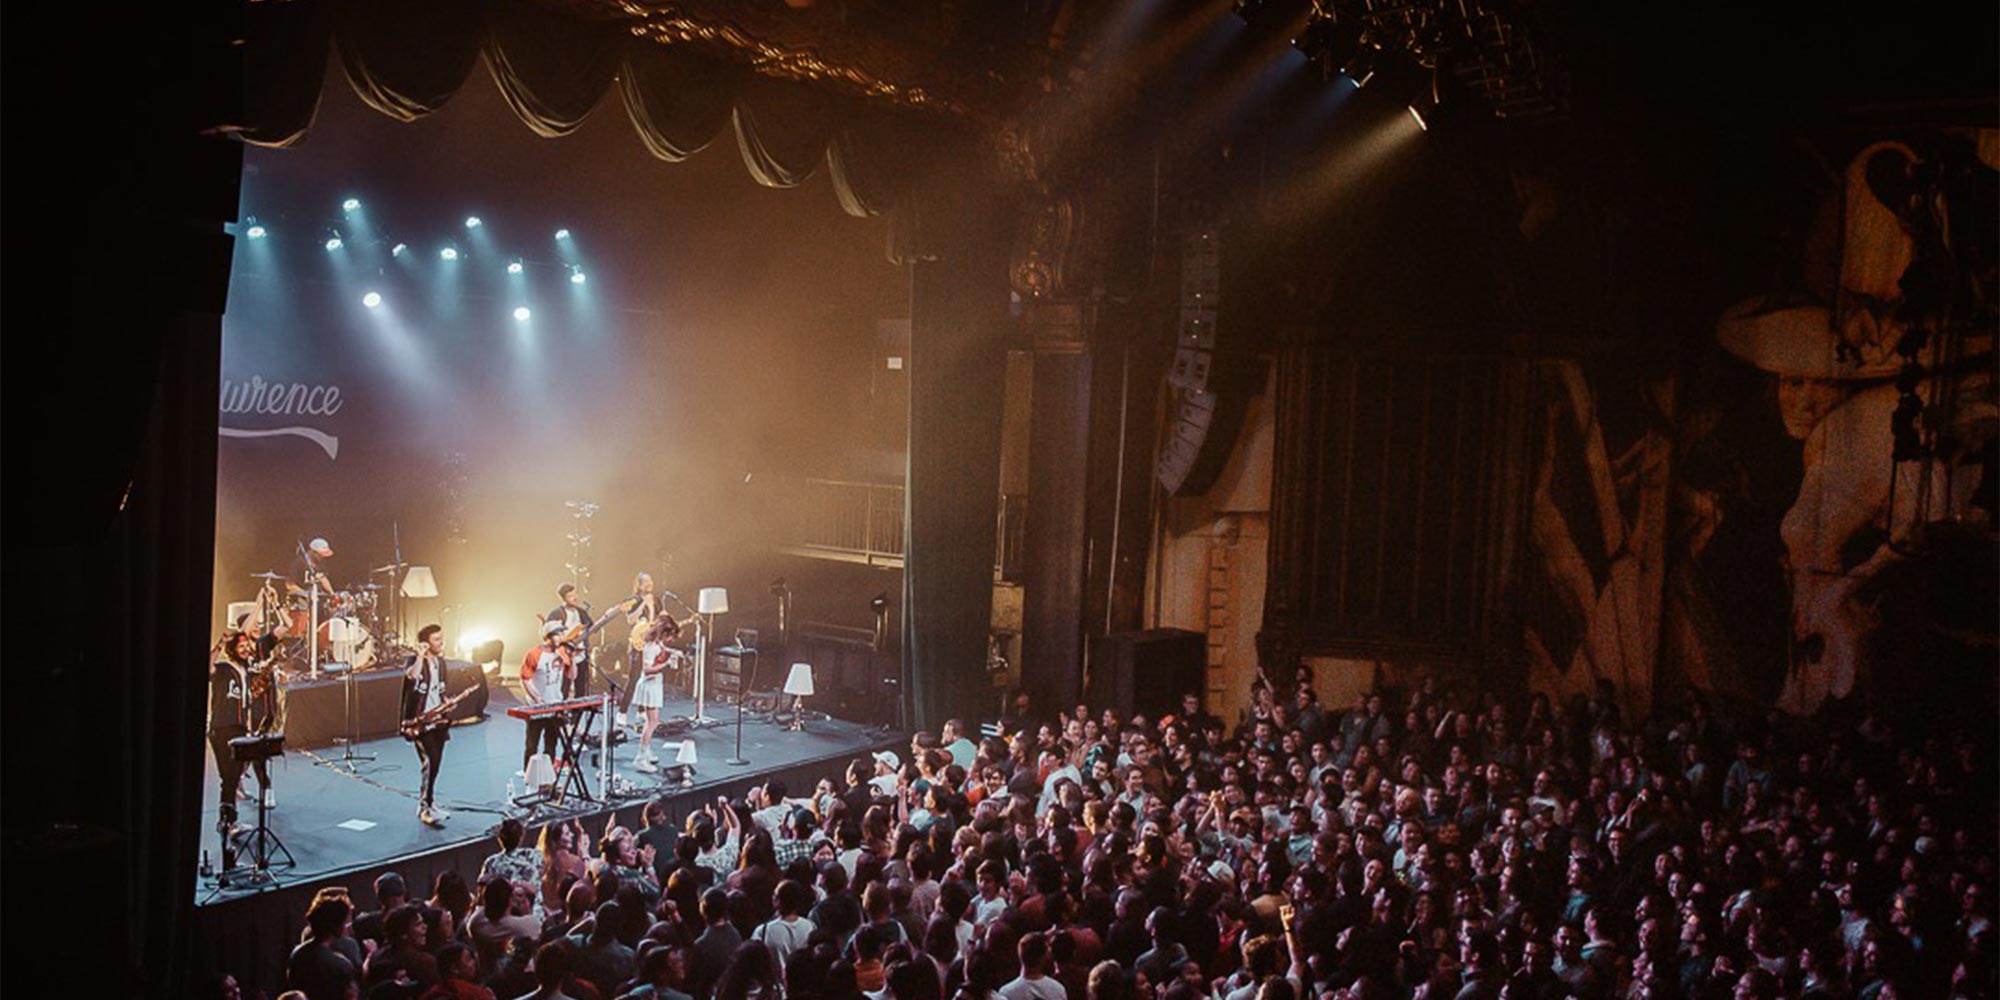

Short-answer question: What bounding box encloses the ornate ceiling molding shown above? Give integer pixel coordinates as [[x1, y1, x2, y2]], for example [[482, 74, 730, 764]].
[[585, 0, 988, 119]]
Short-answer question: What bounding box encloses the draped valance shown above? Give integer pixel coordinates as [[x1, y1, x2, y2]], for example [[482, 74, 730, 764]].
[[239, 0, 950, 217]]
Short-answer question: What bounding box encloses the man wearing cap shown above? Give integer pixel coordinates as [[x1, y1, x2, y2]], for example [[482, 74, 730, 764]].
[[518, 619, 574, 774], [869, 750, 902, 798], [288, 536, 336, 596]]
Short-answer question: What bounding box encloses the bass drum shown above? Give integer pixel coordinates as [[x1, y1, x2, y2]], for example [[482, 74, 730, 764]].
[[319, 616, 376, 667]]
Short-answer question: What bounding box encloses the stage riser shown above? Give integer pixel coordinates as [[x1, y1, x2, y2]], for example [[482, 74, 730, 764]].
[[278, 659, 488, 749], [189, 733, 899, 996]]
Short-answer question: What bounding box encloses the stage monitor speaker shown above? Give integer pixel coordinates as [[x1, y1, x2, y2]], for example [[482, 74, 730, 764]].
[[713, 645, 755, 696], [1086, 628, 1204, 720]]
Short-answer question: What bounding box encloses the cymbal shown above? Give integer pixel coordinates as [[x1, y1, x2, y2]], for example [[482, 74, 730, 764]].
[[371, 562, 408, 574], [250, 571, 288, 580], [354, 583, 385, 591]]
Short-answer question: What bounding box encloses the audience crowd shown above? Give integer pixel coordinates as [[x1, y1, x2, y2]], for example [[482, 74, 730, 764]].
[[234, 672, 1996, 1000]]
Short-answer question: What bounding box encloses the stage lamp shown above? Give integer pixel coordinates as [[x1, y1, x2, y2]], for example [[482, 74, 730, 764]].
[[245, 223, 267, 240], [324, 234, 344, 252], [464, 215, 482, 229], [513, 306, 532, 321], [469, 639, 505, 670], [673, 740, 698, 786], [341, 197, 360, 212], [507, 260, 524, 275], [569, 268, 587, 285], [783, 663, 815, 731], [392, 243, 408, 257], [554, 228, 571, 240], [440, 246, 460, 261], [362, 291, 383, 309]]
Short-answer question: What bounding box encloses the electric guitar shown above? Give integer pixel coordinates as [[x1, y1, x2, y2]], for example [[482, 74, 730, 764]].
[[549, 595, 642, 655]]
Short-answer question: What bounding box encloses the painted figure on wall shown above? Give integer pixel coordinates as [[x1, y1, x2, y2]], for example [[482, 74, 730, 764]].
[[1714, 135, 1997, 713]]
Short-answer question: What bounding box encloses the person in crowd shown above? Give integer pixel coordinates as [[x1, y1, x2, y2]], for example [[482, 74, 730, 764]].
[[288, 891, 359, 1000], [264, 673, 1995, 1000], [421, 942, 495, 1000]]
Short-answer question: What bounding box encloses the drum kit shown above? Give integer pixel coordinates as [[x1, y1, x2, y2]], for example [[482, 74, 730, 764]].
[[246, 566, 406, 675]]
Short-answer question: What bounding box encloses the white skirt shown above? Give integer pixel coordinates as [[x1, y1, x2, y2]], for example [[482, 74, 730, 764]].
[[633, 672, 664, 708]]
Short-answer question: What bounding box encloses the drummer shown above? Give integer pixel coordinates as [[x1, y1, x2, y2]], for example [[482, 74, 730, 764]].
[[287, 536, 336, 597]]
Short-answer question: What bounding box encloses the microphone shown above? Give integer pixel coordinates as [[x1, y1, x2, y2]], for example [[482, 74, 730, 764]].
[[662, 590, 682, 601]]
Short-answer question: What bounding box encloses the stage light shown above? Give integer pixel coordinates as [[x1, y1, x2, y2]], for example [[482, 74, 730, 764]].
[[464, 215, 482, 229], [245, 224, 267, 240], [554, 228, 571, 240], [569, 268, 586, 285], [362, 291, 383, 308], [341, 197, 360, 212], [507, 260, 524, 275], [440, 246, 459, 261], [324, 235, 344, 252], [392, 243, 408, 257], [513, 306, 532, 321]]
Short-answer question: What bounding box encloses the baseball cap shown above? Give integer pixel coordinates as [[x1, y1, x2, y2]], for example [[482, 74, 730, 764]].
[[872, 750, 901, 771], [542, 619, 565, 637]]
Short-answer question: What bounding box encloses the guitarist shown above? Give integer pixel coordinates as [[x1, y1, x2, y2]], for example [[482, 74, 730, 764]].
[[401, 624, 454, 827], [546, 583, 595, 699]]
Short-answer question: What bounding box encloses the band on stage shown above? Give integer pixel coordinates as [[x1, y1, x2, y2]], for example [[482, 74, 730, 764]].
[[210, 546, 703, 834]]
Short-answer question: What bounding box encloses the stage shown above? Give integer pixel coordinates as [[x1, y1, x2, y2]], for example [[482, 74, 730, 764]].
[[191, 684, 897, 994]]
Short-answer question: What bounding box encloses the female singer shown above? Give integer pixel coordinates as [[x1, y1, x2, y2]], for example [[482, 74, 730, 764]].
[[622, 572, 662, 722], [632, 615, 681, 772]]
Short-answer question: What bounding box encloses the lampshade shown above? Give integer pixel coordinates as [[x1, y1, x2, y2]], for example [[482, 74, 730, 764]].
[[401, 565, 439, 599], [226, 601, 259, 630], [784, 663, 816, 697], [675, 741, 699, 766], [697, 587, 729, 615], [525, 753, 557, 787]]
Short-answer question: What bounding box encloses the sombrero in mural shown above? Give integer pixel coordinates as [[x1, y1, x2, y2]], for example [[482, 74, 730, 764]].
[[1715, 300, 1906, 380]]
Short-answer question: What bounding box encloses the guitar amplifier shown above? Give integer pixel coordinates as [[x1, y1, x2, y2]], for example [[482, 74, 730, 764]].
[[712, 645, 756, 696]]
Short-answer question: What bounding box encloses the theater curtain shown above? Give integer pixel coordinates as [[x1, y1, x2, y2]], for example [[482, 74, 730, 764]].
[[620, 44, 739, 163], [238, 0, 928, 217], [335, 0, 487, 123], [733, 76, 835, 188], [484, 4, 620, 138], [901, 176, 1014, 731]]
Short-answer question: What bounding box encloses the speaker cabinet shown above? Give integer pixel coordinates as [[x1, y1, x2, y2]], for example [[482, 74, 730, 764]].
[[1086, 628, 1205, 720]]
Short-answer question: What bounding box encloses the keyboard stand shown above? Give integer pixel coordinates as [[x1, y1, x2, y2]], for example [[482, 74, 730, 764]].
[[549, 704, 600, 803]]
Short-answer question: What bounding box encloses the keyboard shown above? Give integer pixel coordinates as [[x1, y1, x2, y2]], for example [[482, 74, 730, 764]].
[[506, 697, 604, 720]]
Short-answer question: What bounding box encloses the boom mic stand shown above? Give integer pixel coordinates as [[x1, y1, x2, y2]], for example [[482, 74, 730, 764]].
[[662, 590, 716, 728], [582, 655, 640, 798]]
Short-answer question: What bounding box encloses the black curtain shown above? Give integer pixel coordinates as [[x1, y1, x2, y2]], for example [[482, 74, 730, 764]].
[[2, 6, 240, 998], [900, 173, 1013, 730]]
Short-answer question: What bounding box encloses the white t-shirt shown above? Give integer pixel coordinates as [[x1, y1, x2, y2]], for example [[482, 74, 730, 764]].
[[972, 893, 1009, 928], [999, 975, 1068, 1000], [753, 914, 816, 969], [533, 649, 567, 703]]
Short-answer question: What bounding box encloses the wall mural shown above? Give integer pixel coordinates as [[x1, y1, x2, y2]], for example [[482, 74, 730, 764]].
[[1518, 129, 1997, 717]]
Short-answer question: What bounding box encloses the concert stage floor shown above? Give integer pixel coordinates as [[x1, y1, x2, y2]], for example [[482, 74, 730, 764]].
[[192, 687, 897, 993]]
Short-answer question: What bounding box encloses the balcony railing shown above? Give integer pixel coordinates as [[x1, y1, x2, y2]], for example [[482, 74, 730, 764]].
[[776, 478, 1027, 576], [777, 479, 907, 568]]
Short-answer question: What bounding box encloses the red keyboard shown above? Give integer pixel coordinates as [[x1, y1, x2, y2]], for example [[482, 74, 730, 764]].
[[506, 697, 604, 720]]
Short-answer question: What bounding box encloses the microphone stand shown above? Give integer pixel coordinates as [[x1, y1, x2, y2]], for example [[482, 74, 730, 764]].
[[581, 654, 637, 799], [662, 591, 715, 728]]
